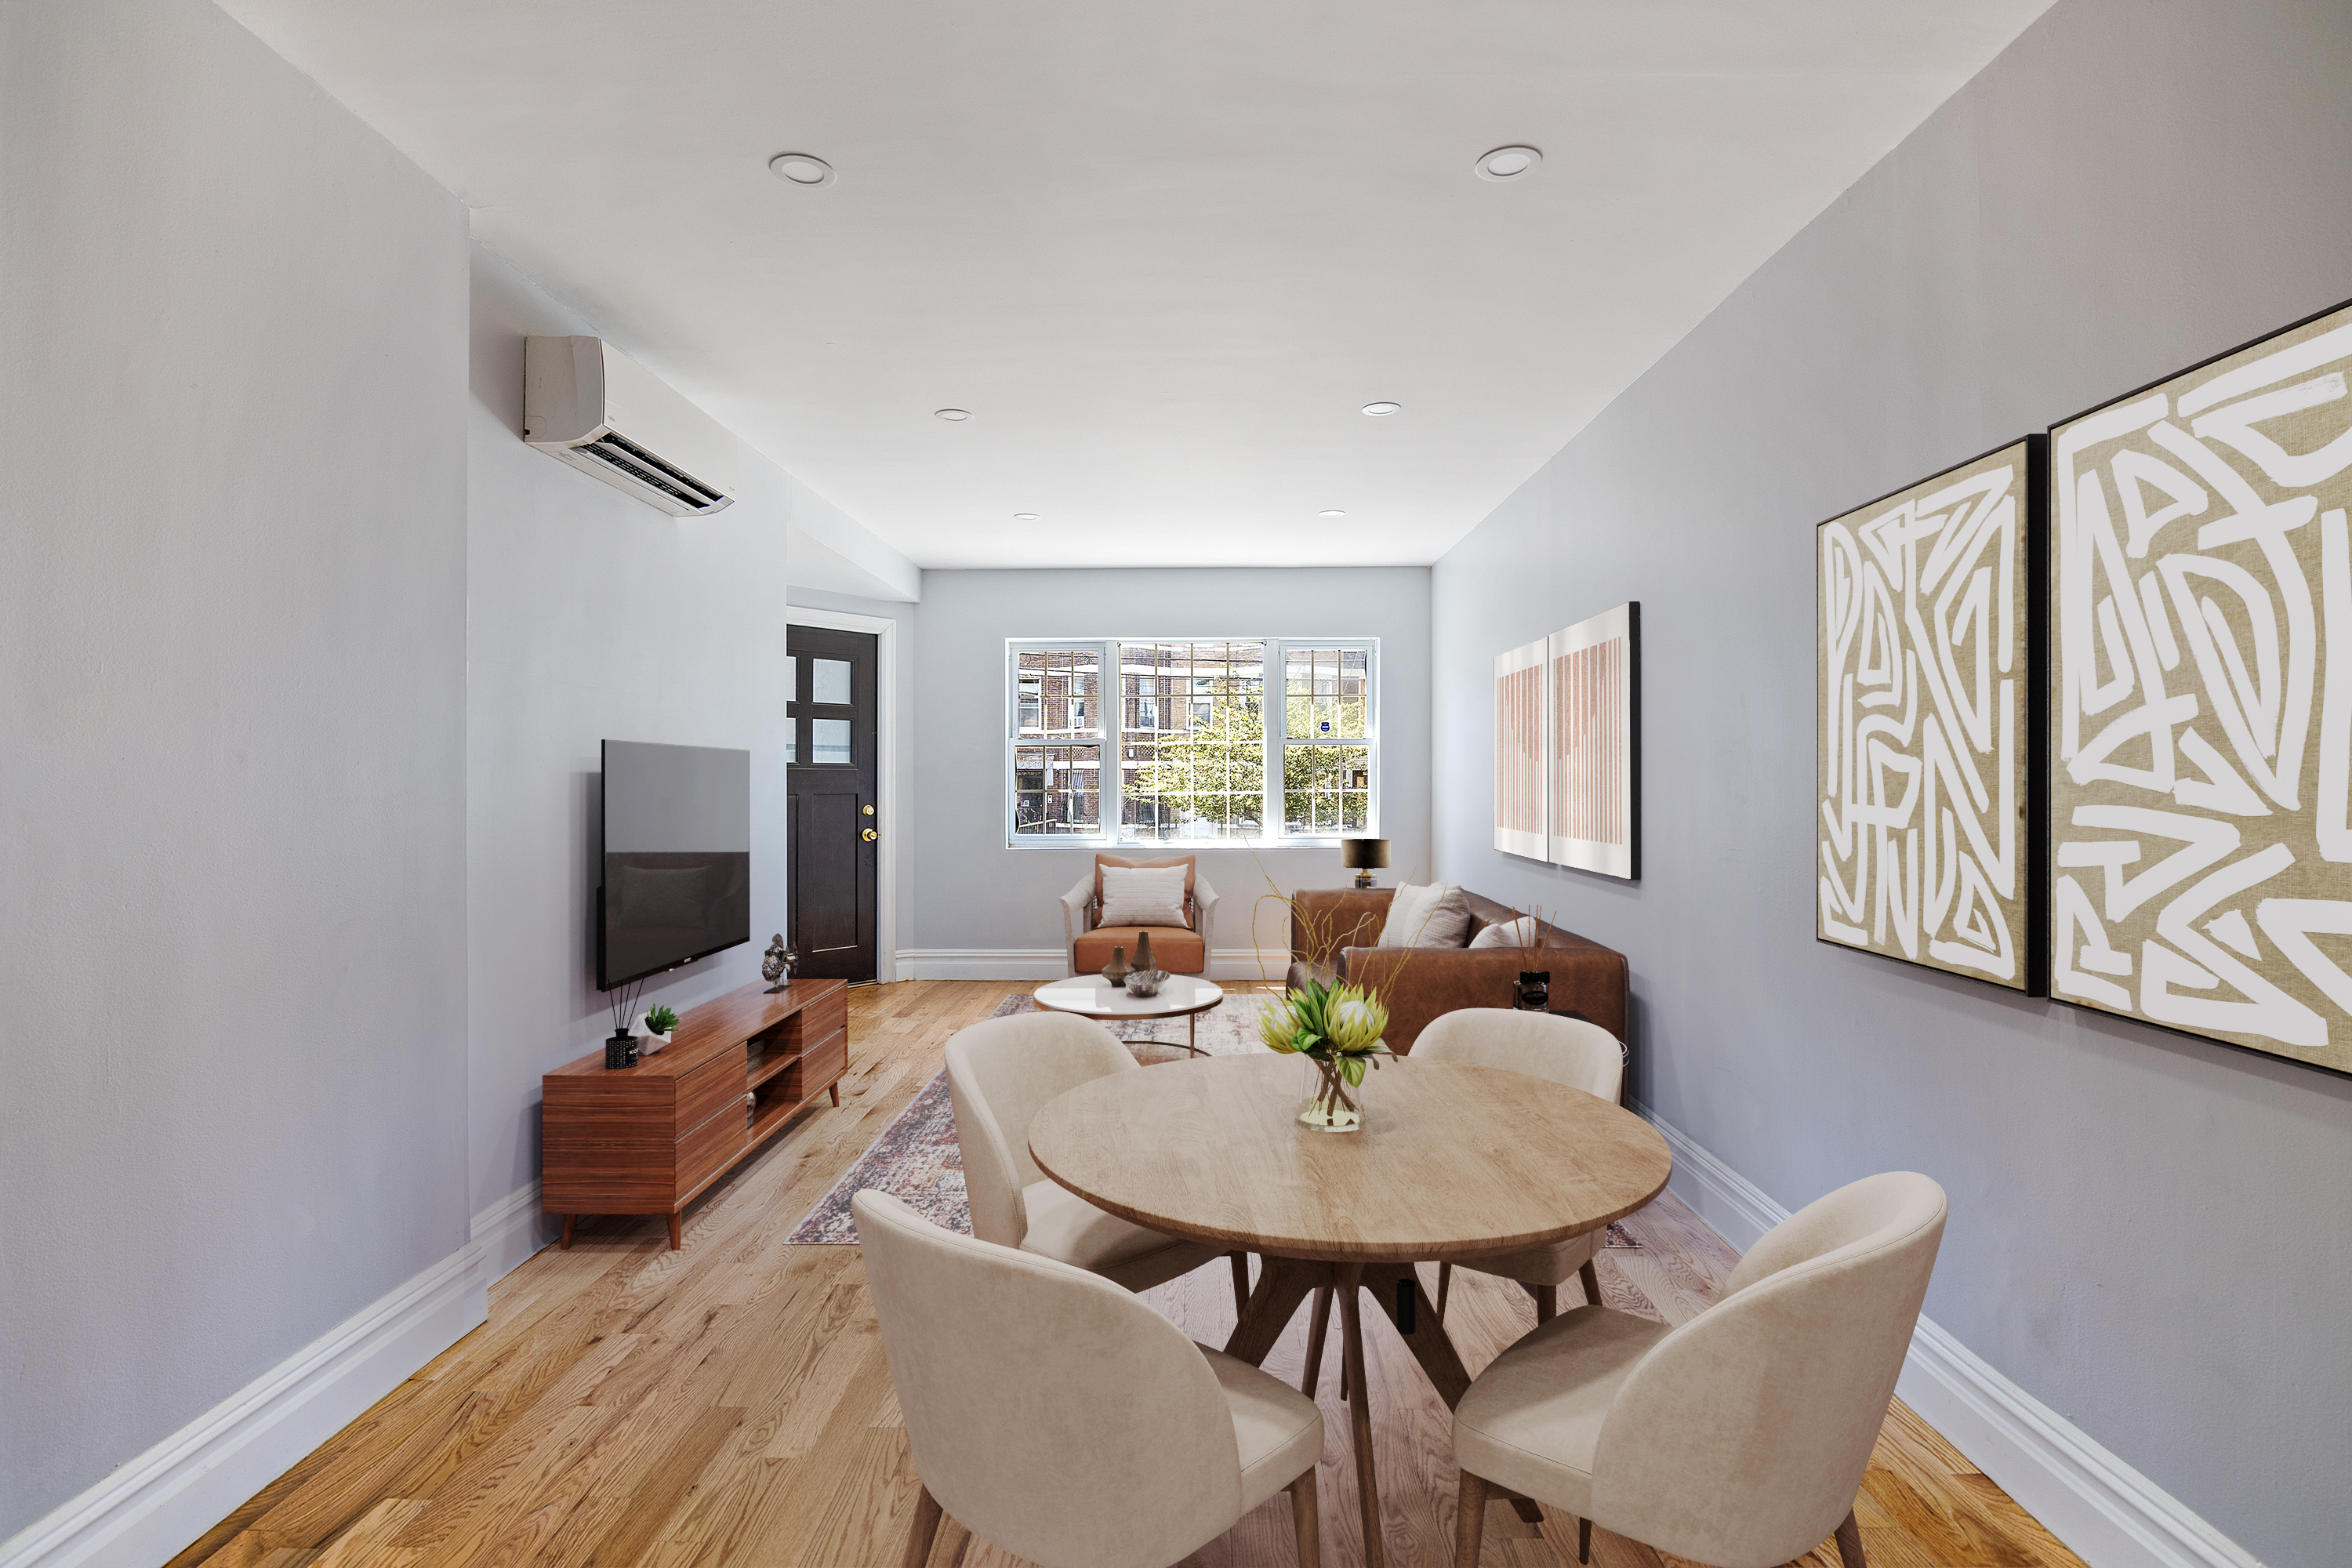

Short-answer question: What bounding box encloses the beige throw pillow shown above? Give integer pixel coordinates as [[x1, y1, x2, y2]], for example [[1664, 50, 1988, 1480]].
[[1377, 883, 1472, 949], [1098, 865, 1190, 928], [1469, 915, 1543, 949]]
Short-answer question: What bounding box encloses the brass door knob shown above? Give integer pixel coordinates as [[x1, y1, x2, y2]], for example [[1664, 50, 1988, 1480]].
[[861, 828, 879, 842], [862, 804, 875, 816]]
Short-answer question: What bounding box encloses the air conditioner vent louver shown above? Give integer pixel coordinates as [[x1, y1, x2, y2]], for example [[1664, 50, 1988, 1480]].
[[524, 336, 739, 517], [579, 433, 729, 513]]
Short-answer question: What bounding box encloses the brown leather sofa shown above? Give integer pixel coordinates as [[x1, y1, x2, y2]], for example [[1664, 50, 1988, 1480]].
[[1283, 887, 1628, 1056]]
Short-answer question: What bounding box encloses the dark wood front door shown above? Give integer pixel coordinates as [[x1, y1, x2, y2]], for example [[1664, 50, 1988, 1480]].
[[786, 626, 879, 981]]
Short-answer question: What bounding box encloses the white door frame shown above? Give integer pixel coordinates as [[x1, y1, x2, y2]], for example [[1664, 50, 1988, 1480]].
[[786, 606, 899, 983]]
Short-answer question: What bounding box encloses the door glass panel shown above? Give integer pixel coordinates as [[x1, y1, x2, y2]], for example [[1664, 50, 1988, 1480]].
[[787, 659, 799, 704], [785, 730, 798, 764], [811, 718, 852, 764], [812, 658, 853, 705]]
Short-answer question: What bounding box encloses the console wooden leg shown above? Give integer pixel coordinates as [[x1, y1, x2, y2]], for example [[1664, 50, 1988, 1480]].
[[901, 1483, 943, 1568], [559, 1214, 575, 1250], [829, 1083, 841, 1108], [666, 1212, 683, 1250], [1454, 1470, 1487, 1567], [1579, 1258, 1601, 1306], [1301, 1285, 1334, 1396]]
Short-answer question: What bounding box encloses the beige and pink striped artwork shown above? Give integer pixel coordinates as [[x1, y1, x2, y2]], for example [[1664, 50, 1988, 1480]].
[[1494, 637, 1546, 859], [1548, 602, 1639, 879]]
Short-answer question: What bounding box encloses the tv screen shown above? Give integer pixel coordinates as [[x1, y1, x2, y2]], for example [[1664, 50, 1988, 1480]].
[[599, 739, 750, 990]]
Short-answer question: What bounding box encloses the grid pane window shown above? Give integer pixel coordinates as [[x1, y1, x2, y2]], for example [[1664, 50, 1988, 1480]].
[[1013, 743, 1101, 834], [1121, 642, 1265, 842], [1010, 638, 1371, 844]]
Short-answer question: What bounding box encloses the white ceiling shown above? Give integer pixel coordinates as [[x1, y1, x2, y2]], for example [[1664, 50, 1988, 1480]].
[[220, 1, 2052, 569]]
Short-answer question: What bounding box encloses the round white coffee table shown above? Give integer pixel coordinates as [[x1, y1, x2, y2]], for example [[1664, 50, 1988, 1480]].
[[1032, 975, 1226, 1055]]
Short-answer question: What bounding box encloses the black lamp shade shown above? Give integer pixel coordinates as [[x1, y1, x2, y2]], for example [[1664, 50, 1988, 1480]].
[[1340, 837, 1390, 870]]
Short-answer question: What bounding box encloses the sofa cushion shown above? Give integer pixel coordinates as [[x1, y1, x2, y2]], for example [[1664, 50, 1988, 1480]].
[[1074, 924, 1207, 976], [1378, 883, 1472, 948], [1470, 915, 1543, 949]]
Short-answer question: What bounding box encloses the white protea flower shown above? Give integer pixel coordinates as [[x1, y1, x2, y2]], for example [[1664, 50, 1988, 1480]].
[[1257, 1002, 1303, 1054], [1326, 992, 1388, 1054]]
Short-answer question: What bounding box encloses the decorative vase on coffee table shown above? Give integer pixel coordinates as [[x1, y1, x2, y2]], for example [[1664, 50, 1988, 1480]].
[[1101, 946, 1131, 988]]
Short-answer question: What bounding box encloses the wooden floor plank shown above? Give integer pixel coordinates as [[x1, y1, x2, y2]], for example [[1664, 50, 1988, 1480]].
[[177, 979, 2089, 1568]]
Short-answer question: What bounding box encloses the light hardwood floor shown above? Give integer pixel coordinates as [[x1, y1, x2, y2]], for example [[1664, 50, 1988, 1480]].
[[169, 980, 2088, 1568]]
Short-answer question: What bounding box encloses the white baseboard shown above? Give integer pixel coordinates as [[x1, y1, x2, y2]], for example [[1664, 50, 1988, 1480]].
[[1628, 1101, 2261, 1568], [469, 1181, 554, 1308], [893, 949, 1294, 983], [0, 1242, 486, 1568]]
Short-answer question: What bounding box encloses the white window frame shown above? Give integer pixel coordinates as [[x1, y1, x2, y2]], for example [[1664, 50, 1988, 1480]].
[[1004, 637, 1379, 848]]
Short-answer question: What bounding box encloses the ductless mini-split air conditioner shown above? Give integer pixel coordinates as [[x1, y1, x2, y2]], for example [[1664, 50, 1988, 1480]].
[[524, 336, 738, 516]]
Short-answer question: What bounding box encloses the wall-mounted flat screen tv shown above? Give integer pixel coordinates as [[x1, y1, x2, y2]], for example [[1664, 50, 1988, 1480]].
[[599, 739, 750, 990]]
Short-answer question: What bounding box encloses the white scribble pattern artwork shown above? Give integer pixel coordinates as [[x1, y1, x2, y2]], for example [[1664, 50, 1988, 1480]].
[[1818, 445, 2029, 987], [2051, 305, 2352, 1072]]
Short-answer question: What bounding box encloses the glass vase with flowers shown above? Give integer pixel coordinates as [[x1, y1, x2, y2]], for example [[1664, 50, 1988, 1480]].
[[1257, 977, 1392, 1132]]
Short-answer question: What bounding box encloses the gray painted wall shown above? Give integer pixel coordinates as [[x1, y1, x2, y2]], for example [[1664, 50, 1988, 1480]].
[[468, 245, 840, 1224], [909, 568, 1431, 962], [1428, 2, 2352, 1559], [0, 0, 470, 1536]]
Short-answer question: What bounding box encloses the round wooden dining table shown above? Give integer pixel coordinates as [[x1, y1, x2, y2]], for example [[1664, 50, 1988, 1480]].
[[1028, 1052, 1672, 1568]]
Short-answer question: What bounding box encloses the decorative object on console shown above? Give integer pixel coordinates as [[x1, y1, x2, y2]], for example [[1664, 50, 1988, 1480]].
[[760, 933, 794, 992], [1548, 601, 1641, 880], [604, 975, 646, 1069], [1494, 636, 1547, 859], [604, 1033, 637, 1070], [2048, 299, 2352, 1073], [1099, 944, 1131, 987], [1818, 439, 2044, 992], [637, 1004, 679, 1053], [1515, 971, 1551, 1011], [1341, 835, 1391, 888], [1257, 975, 1391, 1132]]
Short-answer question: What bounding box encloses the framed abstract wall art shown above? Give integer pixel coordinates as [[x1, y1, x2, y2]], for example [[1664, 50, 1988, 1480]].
[[1548, 602, 1639, 880], [1494, 636, 1547, 860], [2049, 299, 2352, 1074], [1817, 441, 2045, 990]]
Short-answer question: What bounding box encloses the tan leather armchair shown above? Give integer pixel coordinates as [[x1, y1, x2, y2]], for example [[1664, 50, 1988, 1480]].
[[1451, 1171, 1947, 1568], [945, 1011, 1226, 1291], [856, 1189, 1326, 1568], [1059, 855, 1219, 978], [1414, 1009, 1626, 1323]]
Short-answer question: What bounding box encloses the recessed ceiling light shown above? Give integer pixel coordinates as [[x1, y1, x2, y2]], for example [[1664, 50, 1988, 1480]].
[[768, 152, 835, 187], [1319, 510, 1348, 518], [934, 408, 971, 422], [1362, 402, 1401, 416], [1013, 512, 1039, 521], [1475, 145, 1541, 182]]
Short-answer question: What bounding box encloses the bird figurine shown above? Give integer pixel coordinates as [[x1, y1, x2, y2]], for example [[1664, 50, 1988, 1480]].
[[761, 934, 795, 993]]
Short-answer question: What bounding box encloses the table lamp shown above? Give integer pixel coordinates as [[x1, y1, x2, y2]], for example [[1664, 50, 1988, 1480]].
[[1340, 837, 1390, 889]]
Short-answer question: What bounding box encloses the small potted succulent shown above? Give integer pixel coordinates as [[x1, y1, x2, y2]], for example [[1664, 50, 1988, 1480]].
[[636, 1004, 680, 1054], [1256, 976, 1391, 1132]]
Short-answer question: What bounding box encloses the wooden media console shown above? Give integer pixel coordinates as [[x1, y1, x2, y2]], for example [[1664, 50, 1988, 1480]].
[[542, 977, 850, 1250]]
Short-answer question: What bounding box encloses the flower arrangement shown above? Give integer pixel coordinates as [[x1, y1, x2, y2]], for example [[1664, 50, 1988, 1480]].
[[1257, 975, 1392, 1131]]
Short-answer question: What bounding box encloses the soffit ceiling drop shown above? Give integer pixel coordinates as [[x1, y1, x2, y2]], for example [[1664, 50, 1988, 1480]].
[[220, 1, 2053, 568]]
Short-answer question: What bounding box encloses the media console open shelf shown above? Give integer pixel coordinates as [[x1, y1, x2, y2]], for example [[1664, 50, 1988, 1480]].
[[543, 977, 850, 1250]]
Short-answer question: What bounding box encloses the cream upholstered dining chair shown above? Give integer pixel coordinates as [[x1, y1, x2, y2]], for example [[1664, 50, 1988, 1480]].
[[946, 1010, 1238, 1297], [1450, 1171, 1947, 1568], [1059, 852, 1220, 977], [1413, 1008, 1625, 1324], [855, 1191, 1325, 1568]]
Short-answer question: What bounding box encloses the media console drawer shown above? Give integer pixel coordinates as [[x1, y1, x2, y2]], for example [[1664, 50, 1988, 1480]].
[[542, 977, 851, 1250]]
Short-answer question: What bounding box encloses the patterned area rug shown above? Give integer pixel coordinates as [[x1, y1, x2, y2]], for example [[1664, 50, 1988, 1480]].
[[783, 990, 1273, 1244]]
